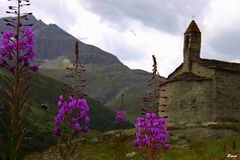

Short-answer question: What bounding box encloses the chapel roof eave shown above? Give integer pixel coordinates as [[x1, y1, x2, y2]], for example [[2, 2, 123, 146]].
[[196, 59, 240, 73], [163, 72, 212, 84], [167, 58, 240, 81]]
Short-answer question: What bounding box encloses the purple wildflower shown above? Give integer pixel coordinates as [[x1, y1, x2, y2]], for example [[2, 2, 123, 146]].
[[24, 59, 30, 66], [70, 118, 79, 130], [84, 116, 89, 123], [133, 142, 139, 147], [18, 55, 24, 63], [115, 111, 127, 124], [0, 59, 7, 68], [0, 30, 13, 43], [54, 95, 89, 136], [58, 95, 64, 107], [54, 127, 61, 137], [31, 65, 38, 72], [0, 27, 37, 73], [81, 126, 89, 133], [54, 113, 64, 126], [9, 64, 15, 72], [134, 113, 169, 149], [27, 49, 36, 61], [74, 128, 80, 134], [155, 144, 160, 150], [162, 144, 170, 151], [24, 28, 34, 38]]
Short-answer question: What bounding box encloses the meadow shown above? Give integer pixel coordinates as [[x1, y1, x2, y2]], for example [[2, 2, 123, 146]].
[[25, 126, 240, 160]]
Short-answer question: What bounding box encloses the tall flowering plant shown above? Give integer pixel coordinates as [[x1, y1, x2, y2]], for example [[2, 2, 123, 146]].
[[133, 55, 170, 160], [54, 41, 89, 160], [114, 94, 127, 160], [0, 0, 38, 159]]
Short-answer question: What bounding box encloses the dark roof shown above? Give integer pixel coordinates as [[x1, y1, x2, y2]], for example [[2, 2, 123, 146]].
[[165, 72, 211, 84], [167, 58, 240, 82], [196, 59, 240, 73], [185, 20, 200, 33]]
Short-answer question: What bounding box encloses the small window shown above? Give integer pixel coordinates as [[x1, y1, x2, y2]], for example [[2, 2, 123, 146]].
[[184, 35, 189, 49]]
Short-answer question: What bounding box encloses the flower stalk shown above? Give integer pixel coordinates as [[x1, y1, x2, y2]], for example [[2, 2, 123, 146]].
[[115, 94, 127, 160], [54, 41, 89, 160], [133, 55, 169, 160], [0, 0, 38, 159]]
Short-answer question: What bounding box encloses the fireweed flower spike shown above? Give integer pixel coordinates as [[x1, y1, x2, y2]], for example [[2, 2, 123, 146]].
[[54, 41, 89, 160], [0, 0, 38, 160], [133, 55, 169, 160], [115, 111, 127, 124], [115, 94, 127, 160]]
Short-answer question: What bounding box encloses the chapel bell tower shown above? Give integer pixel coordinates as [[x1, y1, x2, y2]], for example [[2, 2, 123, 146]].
[[183, 20, 201, 72]]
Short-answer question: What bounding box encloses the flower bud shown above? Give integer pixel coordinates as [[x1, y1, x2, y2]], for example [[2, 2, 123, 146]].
[[9, 64, 15, 72], [160, 96, 168, 99], [66, 75, 74, 78], [158, 110, 165, 112], [31, 65, 38, 72], [61, 89, 68, 92], [162, 144, 170, 150], [159, 104, 166, 107], [147, 83, 153, 86]]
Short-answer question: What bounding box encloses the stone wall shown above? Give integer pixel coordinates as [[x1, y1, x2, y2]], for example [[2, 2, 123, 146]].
[[160, 79, 213, 126], [168, 60, 215, 80], [192, 62, 215, 79], [214, 70, 240, 122]]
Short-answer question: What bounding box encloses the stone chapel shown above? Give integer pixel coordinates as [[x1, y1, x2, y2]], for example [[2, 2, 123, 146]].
[[160, 20, 240, 126]]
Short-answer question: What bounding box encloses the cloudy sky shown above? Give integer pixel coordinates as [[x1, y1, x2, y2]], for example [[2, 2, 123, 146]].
[[0, 0, 240, 77]]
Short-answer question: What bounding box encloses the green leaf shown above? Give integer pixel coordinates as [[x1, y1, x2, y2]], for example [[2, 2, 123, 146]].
[[7, 139, 15, 159], [0, 132, 7, 158], [70, 143, 78, 156], [58, 145, 67, 160], [72, 154, 83, 160], [0, 117, 9, 134]]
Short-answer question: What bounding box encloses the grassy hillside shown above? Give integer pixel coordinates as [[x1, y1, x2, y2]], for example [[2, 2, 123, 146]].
[[38, 66, 154, 124], [0, 69, 134, 153]]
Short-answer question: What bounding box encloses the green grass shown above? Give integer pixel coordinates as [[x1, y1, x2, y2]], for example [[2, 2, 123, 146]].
[[208, 123, 240, 132], [24, 131, 240, 160]]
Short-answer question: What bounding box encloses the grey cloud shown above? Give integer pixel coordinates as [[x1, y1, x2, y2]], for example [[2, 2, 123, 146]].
[[207, 29, 240, 62], [0, 6, 7, 17], [114, 44, 146, 61], [31, 0, 78, 31], [78, 0, 211, 35], [103, 37, 146, 61]]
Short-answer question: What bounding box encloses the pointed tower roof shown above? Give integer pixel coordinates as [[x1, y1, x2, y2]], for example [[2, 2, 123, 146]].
[[185, 20, 200, 33]]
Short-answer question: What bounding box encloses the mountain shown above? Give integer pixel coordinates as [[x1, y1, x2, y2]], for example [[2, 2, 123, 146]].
[[0, 15, 166, 123]]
